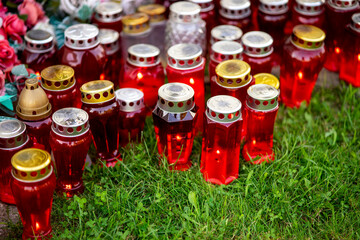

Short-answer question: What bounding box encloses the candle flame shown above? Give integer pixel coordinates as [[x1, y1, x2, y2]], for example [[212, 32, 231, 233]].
[[298, 71, 303, 80], [137, 72, 143, 80], [216, 150, 220, 154], [252, 140, 256, 145], [335, 47, 340, 54], [65, 184, 72, 189], [100, 74, 105, 80], [36, 222, 40, 231], [176, 135, 181, 141], [358, 54, 360, 62], [35, 72, 41, 80], [189, 78, 194, 84]]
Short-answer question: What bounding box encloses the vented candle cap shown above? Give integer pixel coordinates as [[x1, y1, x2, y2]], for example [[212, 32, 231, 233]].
[[291, 25, 325, 50], [206, 95, 242, 123], [94, 2, 123, 23], [211, 40, 243, 63], [210, 25, 243, 45], [128, 44, 160, 67], [25, 29, 54, 53], [52, 108, 90, 137], [259, 0, 289, 15], [246, 84, 279, 111], [157, 83, 195, 113], [41, 65, 75, 91], [350, 13, 360, 32], [122, 13, 150, 34], [242, 31, 273, 57], [328, 0, 358, 9], [167, 43, 203, 69], [189, 0, 215, 12], [138, 4, 166, 23], [254, 73, 279, 89], [98, 29, 120, 55], [65, 24, 100, 50], [294, 0, 324, 16], [80, 80, 115, 104], [0, 119, 28, 148], [215, 60, 252, 88], [169, 1, 201, 23], [220, 0, 251, 19], [115, 88, 145, 112]]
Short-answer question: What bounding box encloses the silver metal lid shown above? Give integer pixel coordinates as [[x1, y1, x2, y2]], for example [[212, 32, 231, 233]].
[[65, 24, 100, 50], [210, 25, 243, 45], [128, 44, 160, 67], [115, 88, 145, 112], [294, 0, 324, 16], [157, 83, 195, 113], [351, 13, 360, 32], [94, 2, 123, 23], [25, 29, 54, 53], [206, 95, 242, 123], [169, 1, 201, 23], [219, 0, 251, 19], [98, 29, 120, 55], [189, 0, 215, 12], [241, 31, 273, 57], [328, 0, 358, 9], [259, 0, 289, 15], [211, 41, 243, 63], [0, 119, 28, 149], [52, 107, 90, 137], [246, 84, 279, 111], [167, 43, 203, 70]]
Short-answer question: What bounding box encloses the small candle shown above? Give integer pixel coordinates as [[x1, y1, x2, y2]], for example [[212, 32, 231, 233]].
[[219, 0, 252, 32]]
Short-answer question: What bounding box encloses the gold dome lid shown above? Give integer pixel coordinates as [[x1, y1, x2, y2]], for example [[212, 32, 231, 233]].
[[41, 65, 75, 91], [122, 13, 150, 34], [215, 60, 252, 88], [16, 79, 52, 121], [291, 25, 325, 49], [138, 4, 166, 23], [80, 80, 115, 104], [254, 73, 279, 89]]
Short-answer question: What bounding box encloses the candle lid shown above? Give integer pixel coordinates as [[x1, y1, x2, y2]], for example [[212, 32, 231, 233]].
[[65, 24, 100, 50], [0, 119, 28, 148], [25, 29, 54, 53], [242, 31, 273, 57], [115, 88, 145, 112], [295, 0, 324, 16], [122, 13, 150, 34], [189, 0, 215, 12], [41, 65, 75, 91], [128, 44, 160, 67], [98, 29, 120, 55], [291, 25, 325, 49], [167, 43, 203, 69], [246, 84, 279, 111], [138, 4, 166, 23], [11, 148, 52, 182], [220, 0, 251, 19], [94, 2, 123, 23], [254, 73, 279, 89], [206, 95, 242, 123], [169, 1, 201, 23], [16, 79, 52, 121], [210, 25, 243, 45], [350, 13, 360, 32], [52, 108, 90, 137], [328, 0, 358, 9], [211, 40, 243, 63], [157, 83, 195, 113], [80, 80, 115, 104], [259, 0, 289, 15], [215, 60, 251, 88]]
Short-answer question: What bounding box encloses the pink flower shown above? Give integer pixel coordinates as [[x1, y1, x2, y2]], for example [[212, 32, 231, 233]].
[[0, 40, 18, 71], [0, 3, 7, 19], [0, 70, 5, 96], [3, 14, 26, 43], [18, 0, 45, 28], [0, 28, 6, 41]]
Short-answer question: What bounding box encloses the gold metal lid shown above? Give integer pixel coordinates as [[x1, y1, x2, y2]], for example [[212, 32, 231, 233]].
[[291, 25, 325, 50], [11, 148, 52, 182], [122, 13, 150, 34], [138, 4, 166, 23], [80, 80, 115, 104], [215, 60, 252, 88], [41, 65, 75, 91], [16, 79, 52, 121], [254, 73, 279, 89]]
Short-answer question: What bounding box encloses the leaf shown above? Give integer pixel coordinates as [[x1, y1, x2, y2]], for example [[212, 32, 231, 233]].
[[188, 191, 199, 215]]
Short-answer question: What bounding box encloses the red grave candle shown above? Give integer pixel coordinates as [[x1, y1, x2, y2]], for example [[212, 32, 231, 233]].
[[92, 2, 123, 33], [280, 25, 325, 108], [291, 0, 325, 31], [210, 25, 243, 46], [189, 0, 216, 44], [166, 43, 205, 132], [0, 119, 32, 205], [11, 149, 56, 240], [21, 29, 57, 73], [121, 44, 165, 110], [219, 0, 252, 32], [41, 65, 82, 113], [115, 88, 147, 147], [49, 108, 92, 197], [241, 31, 274, 74], [80, 80, 120, 167], [201, 95, 243, 185], [152, 83, 199, 171], [243, 84, 279, 164], [339, 13, 360, 87], [59, 24, 106, 88]]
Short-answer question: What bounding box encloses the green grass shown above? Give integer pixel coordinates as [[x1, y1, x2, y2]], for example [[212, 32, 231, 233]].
[[6, 82, 360, 239]]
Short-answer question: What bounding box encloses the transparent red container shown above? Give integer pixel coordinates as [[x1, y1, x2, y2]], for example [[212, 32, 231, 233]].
[[219, 0, 252, 32], [0, 118, 32, 205], [166, 43, 205, 132], [41, 65, 82, 113], [210, 25, 243, 45], [243, 84, 279, 164], [241, 31, 274, 74], [280, 25, 325, 108], [92, 2, 123, 33], [120, 44, 165, 110], [201, 95, 242, 185], [80, 80, 120, 167], [190, 0, 216, 43], [11, 149, 56, 240], [49, 108, 92, 197], [291, 0, 325, 30], [339, 13, 360, 87], [59, 24, 106, 88], [115, 88, 147, 147], [324, 0, 359, 72], [153, 83, 198, 171]]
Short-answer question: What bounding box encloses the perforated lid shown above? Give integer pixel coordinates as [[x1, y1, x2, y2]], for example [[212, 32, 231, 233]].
[[241, 31, 273, 57], [211, 40, 243, 63], [80, 80, 115, 104], [0, 119, 28, 148], [167, 43, 203, 69], [94, 2, 123, 23], [115, 88, 145, 112], [128, 44, 160, 67], [122, 13, 150, 34], [246, 84, 279, 111], [206, 95, 242, 123], [215, 60, 252, 88], [52, 108, 90, 137], [220, 0, 251, 19], [169, 1, 201, 23], [138, 4, 166, 23], [259, 0, 289, 15], [98, 29, 119, 55], [295, 0, 324, 16], [210, 25, 243, 44], [189, 0, 215, 12], [65, 24, 100, 50], [328, 0, 358, 9], [350, 13, 360, 32], [254, 73, 279, 89], [25, 29, 54, 53], [291, 24, 325, 49], [41, 65, 75, 92], [157, 83, 195, 113]]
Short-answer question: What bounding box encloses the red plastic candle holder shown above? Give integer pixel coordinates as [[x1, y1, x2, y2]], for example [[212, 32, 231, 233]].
[[92, 2, 123, 33], [190, 0, 216, 44], [219, 0, 252, 32], [291, 0, 325, 31]]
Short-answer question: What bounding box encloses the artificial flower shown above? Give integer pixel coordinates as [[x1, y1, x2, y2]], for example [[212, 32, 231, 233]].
[[18, 0, 46, 28], [3, 14, 26, 43], [0, 40, 18, 71]]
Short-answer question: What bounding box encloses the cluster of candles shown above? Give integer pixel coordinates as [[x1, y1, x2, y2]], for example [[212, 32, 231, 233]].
[[1, 0, 359, 238]]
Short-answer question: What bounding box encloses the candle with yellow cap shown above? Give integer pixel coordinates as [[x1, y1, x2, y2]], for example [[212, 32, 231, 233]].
[[254, 73, 280, 89]]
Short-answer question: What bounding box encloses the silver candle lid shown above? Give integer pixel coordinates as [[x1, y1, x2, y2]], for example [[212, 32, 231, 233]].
[[0, 119, 28, 149], [115, 88, 145, 112], [350, 13, 360, 32], [52, 107, 90, 137], [242, 31, 273, 57], [246, 84, 279, 111], [157, 83, 195, 113], [65, 24, 100, 50], [167, 43, 203, 69], [189, 0, 215, 12], [169, 1, 201, 23], [94, 2, 123, 23], [220, 0, 251, 19], [294, 0, 324, 16], [259, 0, 289, 15], [98, 29, 120, 55], [210, 25, 243, 45], [211, 40, 243, 63], [128, 44, 160, 67], [25, 29, 54, 53], [206, 95, 242, 123], [328, 0, 358, 9]]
